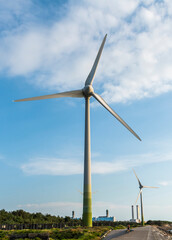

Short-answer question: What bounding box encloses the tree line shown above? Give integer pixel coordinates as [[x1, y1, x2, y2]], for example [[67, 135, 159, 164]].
[[147, 220, 172, 226], [0, 209, 81, 225]]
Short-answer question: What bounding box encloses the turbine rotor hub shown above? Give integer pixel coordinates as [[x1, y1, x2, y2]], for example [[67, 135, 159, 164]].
[[82, 85, 94, 97]]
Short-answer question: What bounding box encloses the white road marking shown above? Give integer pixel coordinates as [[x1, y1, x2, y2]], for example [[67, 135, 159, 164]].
[[147, 226, 152, 240]]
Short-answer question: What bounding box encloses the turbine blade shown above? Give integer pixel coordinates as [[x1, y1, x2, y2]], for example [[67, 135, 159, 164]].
[[92, 93, 141, 141], [136, 190, 141, 204], [85, 34, 107, 86], [133, 169, 142, 187], [143, 186, 159, 189], [13, 89, 84, 102]]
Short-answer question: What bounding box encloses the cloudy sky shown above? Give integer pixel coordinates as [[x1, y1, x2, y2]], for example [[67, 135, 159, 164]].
[[0, 0, 172, 221]]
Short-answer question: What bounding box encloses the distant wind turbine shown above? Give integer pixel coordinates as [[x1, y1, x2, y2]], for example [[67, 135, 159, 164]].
[[133, 169, 158, 226], [14, 34, 141, 227]]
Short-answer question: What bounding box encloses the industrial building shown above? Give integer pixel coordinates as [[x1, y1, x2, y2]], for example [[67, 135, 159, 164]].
[[92, 210, 116, 222]]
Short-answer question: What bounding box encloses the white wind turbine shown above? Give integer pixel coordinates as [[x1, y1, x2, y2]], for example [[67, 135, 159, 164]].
[[14, 34, 141, 227], [133, 169, 158, 226]]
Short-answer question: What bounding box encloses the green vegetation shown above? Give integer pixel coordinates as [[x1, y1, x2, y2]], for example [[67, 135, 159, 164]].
[[0, 227, 111, 240], [147, 220, 172, 226], [94, 221, 140, 229], [0, 209, 81, 225], [0, 224, 142, 239], [114, 224, 126, 230], [0, 209, 143, 239], [1, 209, 171, 239], [0, 209, 141, 228]]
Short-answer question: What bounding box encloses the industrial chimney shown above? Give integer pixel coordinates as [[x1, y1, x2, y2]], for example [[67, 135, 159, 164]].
[[72, 211, 75, 219], [106, 209, 109, 218], [136, 205, 140, 220], [131, 205, 134, 220]]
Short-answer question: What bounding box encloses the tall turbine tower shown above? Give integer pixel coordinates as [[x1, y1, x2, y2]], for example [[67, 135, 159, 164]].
[[133, 169, 158, 226], [14, 34, 141, 227]]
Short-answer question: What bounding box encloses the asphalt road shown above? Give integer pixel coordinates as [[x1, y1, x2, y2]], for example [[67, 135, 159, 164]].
[[104, 226, 172, 240]]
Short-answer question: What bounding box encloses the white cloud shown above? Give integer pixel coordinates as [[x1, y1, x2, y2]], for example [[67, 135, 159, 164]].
[[18, 201, 82, 209], [17, 201, 82, 217], [1, 0, 172, 103], [17, 201, 128, 218], [158, 181, 172, 186], [21, 151, 172, 175], [18, 201, 127, 210], [0, 0, 33, 27], [6, 31, 46, 75], [21, 158, 83, 175], [16, 201, 172, 220]]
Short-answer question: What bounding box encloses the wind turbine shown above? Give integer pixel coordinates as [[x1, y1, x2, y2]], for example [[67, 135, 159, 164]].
[[133, 169, 158, 226], [14, 34, 141, 227]]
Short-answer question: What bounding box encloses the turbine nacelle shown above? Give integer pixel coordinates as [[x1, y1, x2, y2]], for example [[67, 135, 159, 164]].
[[82, 85, 94, 97]]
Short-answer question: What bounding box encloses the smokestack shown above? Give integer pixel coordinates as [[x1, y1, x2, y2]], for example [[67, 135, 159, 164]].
[[106, 209, 109, 218], [72, 211, 75, 219], [131, 205, 134, 219], [136, 205, 140, 220]]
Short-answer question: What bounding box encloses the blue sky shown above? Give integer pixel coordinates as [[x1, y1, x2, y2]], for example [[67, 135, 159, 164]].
[[0, 0, 172, 221]]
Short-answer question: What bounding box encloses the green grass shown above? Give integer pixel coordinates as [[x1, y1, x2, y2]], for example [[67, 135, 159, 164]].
[[0, 225, 138, 239], [113, 224, 126, 230], [0, 227, 112, 240]]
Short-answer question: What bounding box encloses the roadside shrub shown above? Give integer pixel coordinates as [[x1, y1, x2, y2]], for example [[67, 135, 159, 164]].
[[114, 225, 126, 230], [51, 230, 82, 239]]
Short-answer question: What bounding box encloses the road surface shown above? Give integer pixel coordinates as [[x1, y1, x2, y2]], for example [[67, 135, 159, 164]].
[[104, 226, 172, 239]]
